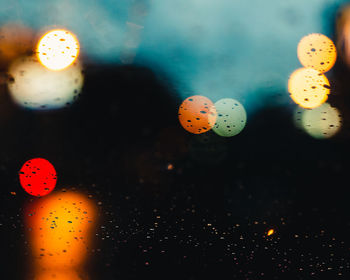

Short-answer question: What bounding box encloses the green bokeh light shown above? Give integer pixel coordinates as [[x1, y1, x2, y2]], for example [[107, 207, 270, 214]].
[[210, 98, 247, 137]]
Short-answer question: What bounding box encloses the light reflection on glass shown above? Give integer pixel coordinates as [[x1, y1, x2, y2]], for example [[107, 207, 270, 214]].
[[120, 21, 144, 64], [120, 0, 149, 63], [25, 191, 97, 279]]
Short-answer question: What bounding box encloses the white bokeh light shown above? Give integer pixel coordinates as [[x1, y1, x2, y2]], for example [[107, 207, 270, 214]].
[[209, 98, 247, 137], [37, 29, 79, 71], [8, 56, 84, 110], [294, 103, 342, 139]]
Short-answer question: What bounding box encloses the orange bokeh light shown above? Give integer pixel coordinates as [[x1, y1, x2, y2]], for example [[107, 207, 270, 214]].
[[25, 191, 97, 272], [336, 5, 350, 67], [288, 68, 330, 109], [297, 33, 337, 73], [33, 269, 86, 280], [178, 95, 217, 134], [0, 23, 34, 68]]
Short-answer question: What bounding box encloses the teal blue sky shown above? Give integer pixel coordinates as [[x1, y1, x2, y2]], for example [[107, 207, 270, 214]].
[[0, 0, 348, 113]]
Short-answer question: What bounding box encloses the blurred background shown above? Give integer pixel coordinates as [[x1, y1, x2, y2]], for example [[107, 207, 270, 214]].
[[1, 0, 350, 279]]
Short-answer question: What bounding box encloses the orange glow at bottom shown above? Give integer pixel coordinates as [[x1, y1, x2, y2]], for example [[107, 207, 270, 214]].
[[33, 269, 88, 280], [25, 191, 97, 278]]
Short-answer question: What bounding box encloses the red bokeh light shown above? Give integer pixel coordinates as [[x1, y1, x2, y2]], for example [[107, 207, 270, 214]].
[[19, 158, 57, 197]]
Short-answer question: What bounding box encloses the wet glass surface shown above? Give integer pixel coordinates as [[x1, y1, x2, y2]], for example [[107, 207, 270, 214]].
[[1, 1, 350, 279]]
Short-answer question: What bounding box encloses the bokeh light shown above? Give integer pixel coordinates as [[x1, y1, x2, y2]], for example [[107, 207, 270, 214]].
[[7, 55, 84, 110], [25, 191, 97, 271], [295, 103, 342, 139], [336, 5, 350, 67], [33, 269, 83, 280], [208, 98, 247, 137], [37, 29, 79, 71], [19, 158, 57, 197], [178, 95, 216, 134], [297, 33, 337, 73], [288, 68, 330, 109], [0, 23, 34, 69]]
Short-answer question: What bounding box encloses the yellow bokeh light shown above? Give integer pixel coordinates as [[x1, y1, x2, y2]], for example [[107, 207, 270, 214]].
[[288, 68, 330, 109], [267, 229, 275, 236], [37, 29, 79, 71], [297, 33, 337, 73]]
